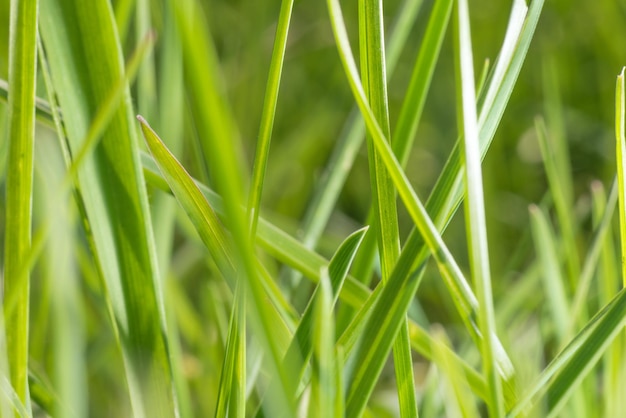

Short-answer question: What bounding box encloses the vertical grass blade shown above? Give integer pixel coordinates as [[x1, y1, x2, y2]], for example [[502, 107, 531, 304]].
[[247, 0, 294, 236], [616, 67, 626, 287], [358, 0, 417, 416], [454, 0, 504, 414], [3, 0, 38, 411], [38, 1, 177, 415]]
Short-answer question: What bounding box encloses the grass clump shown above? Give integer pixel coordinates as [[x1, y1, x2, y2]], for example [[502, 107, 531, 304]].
[[1, 0, 626, 417]]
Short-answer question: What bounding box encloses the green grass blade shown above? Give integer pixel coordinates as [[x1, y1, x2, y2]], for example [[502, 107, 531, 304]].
[[138, 116, 236, 277], [247, 0, 294, 236], [141, 153, 495, 404], [392, 0, 453, 166], [455, 0, 504, 414], [3, 0, 38, 411], [616, 67, 626, 287], [38, 1, 177, 415], [214, 282, 246, 418], [283, 226, 367, 374], [591, 181, 623, 417], [307, 268, 335, 418], [344, 264, 426, 417], [327, 0, 515, 382], [508, 287, 626, 417], [358, 0, 417, 416], [529, 204, 571, 343]]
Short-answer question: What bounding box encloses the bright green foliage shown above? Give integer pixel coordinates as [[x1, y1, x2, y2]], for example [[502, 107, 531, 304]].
[[2, 0, 626, 417]]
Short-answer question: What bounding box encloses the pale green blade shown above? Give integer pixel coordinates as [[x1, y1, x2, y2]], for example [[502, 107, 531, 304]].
[[38, 1, 177, 415], [3, 0, 38, 412]]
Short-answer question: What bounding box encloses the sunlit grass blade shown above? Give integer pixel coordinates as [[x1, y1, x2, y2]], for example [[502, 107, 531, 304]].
[[455, 0, 504, 414], [38, 0, 177, 415], [3, 0, 38, 411], [247, 0, 294, 236], [138, 116, 235, 277], [327, 0, 516, 383], [616, 67, 626, 286], [529, 204, 570, 344], [307, 268, 335, 418]]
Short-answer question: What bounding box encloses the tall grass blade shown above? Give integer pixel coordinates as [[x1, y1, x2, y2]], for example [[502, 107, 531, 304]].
[[455, 0, 504, 414], [358, 0, 417, 415], [38, 1, 177, 415], [248, 0, 294, 236], [616, 68, 626, 287], [3, 0, 38, 412]]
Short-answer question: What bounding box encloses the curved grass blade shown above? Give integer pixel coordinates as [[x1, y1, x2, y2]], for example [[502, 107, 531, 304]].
[[248, 0, 295, 236], [327, 0, 515, 384], [38, 1, 177, 415], [455, 0, 504, 414], [3, 0, 38, 411]]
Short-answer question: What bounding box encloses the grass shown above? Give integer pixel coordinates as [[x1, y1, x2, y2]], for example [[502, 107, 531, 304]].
[[1, 0, 626, 417]]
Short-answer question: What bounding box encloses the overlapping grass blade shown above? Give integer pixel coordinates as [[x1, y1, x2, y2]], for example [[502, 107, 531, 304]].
[[3, 0, 38, 411], [248, 0, 295, 236], [455, 0, 504, 414], [327, 0, 518, 383], [140, 153, 493, 403], [38, 1, 177, 415]]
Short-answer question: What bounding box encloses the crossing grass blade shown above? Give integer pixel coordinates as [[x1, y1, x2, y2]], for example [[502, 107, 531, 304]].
[[37, 1, 177, 416], [3, 0, 38, 411], [327, 0, 519, 384], [140, 152, 494, 403]]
